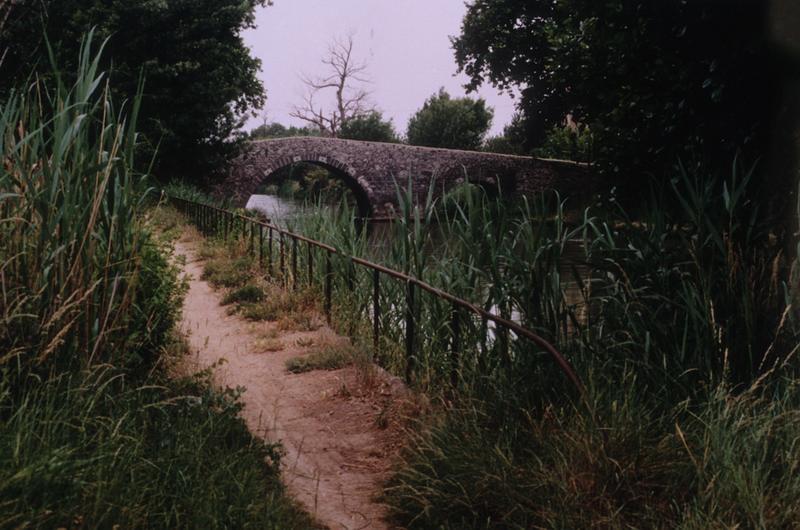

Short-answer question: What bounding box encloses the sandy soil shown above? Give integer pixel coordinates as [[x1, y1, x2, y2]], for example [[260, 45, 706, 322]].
[[174, 233, 409, 530]]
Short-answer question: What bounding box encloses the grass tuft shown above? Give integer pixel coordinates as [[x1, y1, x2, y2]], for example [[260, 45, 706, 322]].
[[222, 284, 265, 305], [285, 343, 356, 374]]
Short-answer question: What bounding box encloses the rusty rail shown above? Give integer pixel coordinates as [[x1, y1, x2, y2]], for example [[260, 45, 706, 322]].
[[168, 195, 585, 397]]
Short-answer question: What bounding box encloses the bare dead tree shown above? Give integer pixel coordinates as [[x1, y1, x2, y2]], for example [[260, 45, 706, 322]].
[[290, 34, 372, 137]]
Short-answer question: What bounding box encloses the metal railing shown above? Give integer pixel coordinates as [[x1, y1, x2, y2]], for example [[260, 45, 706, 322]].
[[169, 195, 585, 397]]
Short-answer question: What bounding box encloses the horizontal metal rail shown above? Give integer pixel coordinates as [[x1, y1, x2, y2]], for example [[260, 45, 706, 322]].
[[168, 195, 585, 397]]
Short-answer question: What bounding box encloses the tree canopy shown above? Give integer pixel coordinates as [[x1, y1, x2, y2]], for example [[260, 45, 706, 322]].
[[452, 0, 775, 182], [339, 111, 398, 143], [249, 122, 322, 140], [406, 88, 493, 151], [0, 0, 268, 183]]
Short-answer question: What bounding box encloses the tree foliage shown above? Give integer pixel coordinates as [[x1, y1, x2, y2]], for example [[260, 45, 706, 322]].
[[0, 0, 268, 183], [339, 111, 397, 142], [482, 112, 529, 155], [406, 88, 493, 151], [452, 0, 774, 181], [249, 122, 321, 140]]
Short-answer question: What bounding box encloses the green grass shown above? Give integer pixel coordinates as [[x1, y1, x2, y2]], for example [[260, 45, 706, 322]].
[[201, 256, 255, 288], [385, 376, 800, 529], [286, 343, 356, 373], [0, 359, 315, 529], [0, 35, 314, 529], [223, 284, 266, 305]]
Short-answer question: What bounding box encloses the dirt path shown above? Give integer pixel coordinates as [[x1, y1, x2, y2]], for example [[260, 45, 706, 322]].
[[174, 233, 407, 530]]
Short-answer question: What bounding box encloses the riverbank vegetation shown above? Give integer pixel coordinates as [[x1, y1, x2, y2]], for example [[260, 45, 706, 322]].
[[0, 38, 312, 528], [3, 0, 799, 526], [171, 155, 800, 526]]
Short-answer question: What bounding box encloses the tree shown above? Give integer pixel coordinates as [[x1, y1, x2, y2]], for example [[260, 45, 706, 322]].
[[291, 34, 372, 137], [406, 88, 493, 150], [0, 0, 268, 184], [249, 122, 321, 140], [452, 0, 775, 183], [339, 111, 397, 142], [482, 113, 529, 155]]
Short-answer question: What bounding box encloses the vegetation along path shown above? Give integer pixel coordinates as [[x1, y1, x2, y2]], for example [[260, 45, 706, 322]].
[[174, 229, 408, 530]]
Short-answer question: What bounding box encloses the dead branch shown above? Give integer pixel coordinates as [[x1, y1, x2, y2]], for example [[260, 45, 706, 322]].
[[291, 34, 373, 136]]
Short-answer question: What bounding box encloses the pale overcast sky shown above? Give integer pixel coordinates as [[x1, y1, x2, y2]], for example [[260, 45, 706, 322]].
[[242, 0, 518, 137]]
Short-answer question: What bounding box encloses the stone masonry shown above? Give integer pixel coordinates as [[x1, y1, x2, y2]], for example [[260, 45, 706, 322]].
[[220, 136, 594, 218]]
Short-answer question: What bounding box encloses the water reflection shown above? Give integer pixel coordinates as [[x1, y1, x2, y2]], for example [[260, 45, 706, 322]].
[[245, 194, 303, 222]]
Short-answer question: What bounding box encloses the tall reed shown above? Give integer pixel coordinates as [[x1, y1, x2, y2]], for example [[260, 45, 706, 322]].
[[0, 31, 148, 377]]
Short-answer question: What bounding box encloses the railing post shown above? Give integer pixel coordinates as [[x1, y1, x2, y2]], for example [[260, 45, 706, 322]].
[[291, 237, 298, 291], [258, 224, 264, 268], [307, 241, 313, 286], [451, 303, 461, 387], [373, 269, 380, 357], [279, 234, 285, 285], [268, 226, 273, 276], [479, 316, 488, 373], [405, 280, 415, 383], [324, 252, 332, 324], [250, 220, 255, 255]]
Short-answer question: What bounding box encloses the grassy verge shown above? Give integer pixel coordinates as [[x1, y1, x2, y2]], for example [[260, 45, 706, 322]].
[[286, 343, 362, 374], [0, 354, 314, 529], [197, 236, 325, 332], [385, 377, 800, 529], [0, 36, 313, 528]]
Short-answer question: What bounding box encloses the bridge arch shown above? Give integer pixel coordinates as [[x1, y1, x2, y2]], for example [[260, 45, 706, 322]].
[[258, 154, 374, 218]]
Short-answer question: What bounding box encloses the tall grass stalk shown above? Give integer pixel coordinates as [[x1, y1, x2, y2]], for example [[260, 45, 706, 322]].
[[1, 31, 147, 376]]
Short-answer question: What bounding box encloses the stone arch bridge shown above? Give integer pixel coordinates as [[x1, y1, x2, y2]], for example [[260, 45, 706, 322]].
[[220, 136, 593, 218]]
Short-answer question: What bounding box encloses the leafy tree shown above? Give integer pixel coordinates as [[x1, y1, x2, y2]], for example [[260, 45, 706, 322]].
[[1, 0, 268, 184], [534, 124, 593, 163], [452, 0, 774, 183], [406, 88, 493, 150], [483, 113, 529, 155], [339, 111, 398, 142], [249, 122, 321, 139]]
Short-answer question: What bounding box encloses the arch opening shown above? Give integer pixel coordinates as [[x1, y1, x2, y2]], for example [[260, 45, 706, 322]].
[[255, 160, 372, 220]]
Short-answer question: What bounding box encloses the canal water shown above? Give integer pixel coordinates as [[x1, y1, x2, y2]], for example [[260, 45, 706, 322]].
[[245, 194, 304, 222]]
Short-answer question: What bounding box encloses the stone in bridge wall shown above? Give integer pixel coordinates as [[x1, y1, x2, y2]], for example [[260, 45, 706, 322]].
[[219, 137, 596, 217]]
